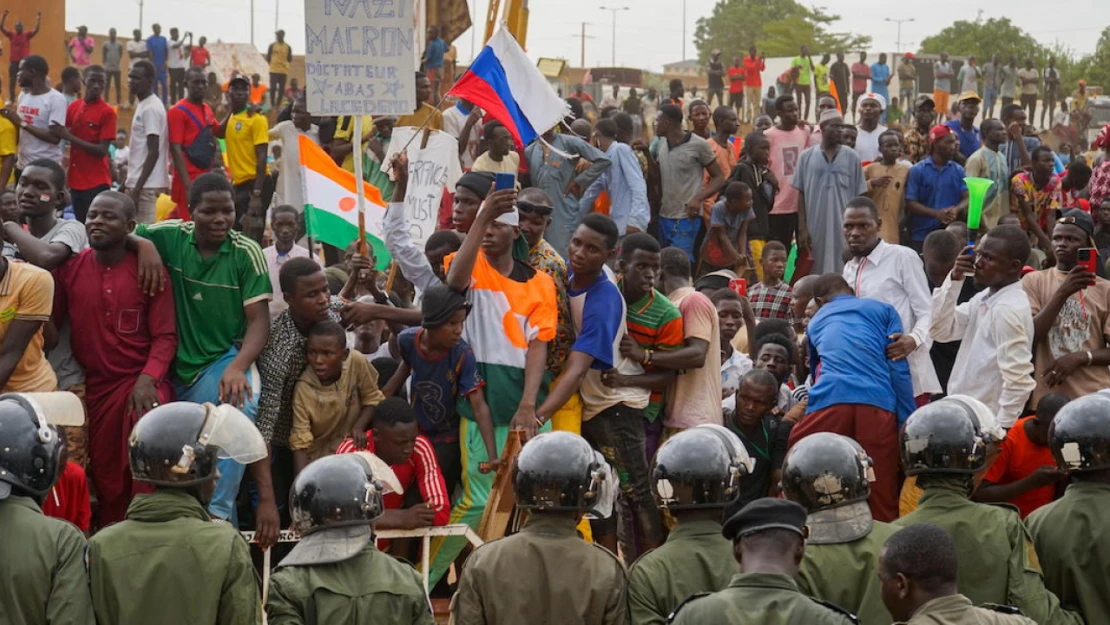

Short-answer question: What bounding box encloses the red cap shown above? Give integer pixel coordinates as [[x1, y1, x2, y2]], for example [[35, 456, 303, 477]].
[[928, 124, 952, 142]]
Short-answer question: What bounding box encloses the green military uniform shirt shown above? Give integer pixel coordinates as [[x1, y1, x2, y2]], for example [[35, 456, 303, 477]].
[[627, 519, 736, 625], [894, 479, 1082, 625], [267, 544, 434, 625], [796, 516, 901, 625], [452, 513, 628, 625], [1026, 480, 1110, 624], [87, 489, 261, 625], [669, 572, 857, 624], [0, 496, 95, 625], [899, 594, 1037, 624]]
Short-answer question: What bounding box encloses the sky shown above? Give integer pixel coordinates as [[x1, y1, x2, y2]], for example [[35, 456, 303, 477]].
[[66, 0, 1109, 72]]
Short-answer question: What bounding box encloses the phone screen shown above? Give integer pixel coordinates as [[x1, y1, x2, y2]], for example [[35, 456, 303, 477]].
[[494, 172, 516, 191]]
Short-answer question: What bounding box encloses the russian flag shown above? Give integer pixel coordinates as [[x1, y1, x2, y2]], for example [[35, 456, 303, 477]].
[[448, 28, 569, 147]]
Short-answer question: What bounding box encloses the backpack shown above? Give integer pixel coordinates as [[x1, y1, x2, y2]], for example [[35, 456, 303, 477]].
[[174, 103, 218, 170]]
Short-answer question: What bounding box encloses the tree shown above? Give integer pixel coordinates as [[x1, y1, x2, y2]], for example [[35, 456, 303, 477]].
[[919, 17, 1047, 66], [693, 0, 870, 62]]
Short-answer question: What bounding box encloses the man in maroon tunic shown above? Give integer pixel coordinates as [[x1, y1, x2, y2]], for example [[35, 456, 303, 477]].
[[53, 190, 177, 526]]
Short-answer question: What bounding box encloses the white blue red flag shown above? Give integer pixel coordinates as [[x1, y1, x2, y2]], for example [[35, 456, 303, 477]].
[[448, 28, 569, 147]]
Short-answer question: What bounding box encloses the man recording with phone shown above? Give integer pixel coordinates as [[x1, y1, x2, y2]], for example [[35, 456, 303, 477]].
[[1021, 208, 1110, 403]]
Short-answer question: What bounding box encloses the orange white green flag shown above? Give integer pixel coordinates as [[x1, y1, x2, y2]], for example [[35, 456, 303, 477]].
[[298, 134, 390, 269]]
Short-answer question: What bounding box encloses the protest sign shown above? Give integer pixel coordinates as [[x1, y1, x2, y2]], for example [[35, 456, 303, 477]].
[[382, 126, 462, 248], [303, 0, 418, 116]]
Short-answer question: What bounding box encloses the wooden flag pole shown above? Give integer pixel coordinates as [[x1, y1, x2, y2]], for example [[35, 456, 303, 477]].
[[353, 116, 369, 260]]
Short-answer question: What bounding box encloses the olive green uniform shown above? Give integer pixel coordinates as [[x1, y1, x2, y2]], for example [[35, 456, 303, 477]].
[[0, 496, 95, 625], [627, 519, 736, 625], [901, 595, 1037, 624], [267, 543, 433, 625], [796, 505, 901, 625], [452, 514, 628, 625], [1026, 481, 1110, 623], [894, 479, 1082, 625], [668, 572, 857, 624], [88, 489, 261, 625]]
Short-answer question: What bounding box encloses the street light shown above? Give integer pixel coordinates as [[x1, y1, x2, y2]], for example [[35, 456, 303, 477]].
[[599, 6, 630, 67], [884, 17, 915, 53]]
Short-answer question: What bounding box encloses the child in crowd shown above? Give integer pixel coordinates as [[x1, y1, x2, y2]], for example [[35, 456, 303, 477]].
[[974, 392, 1069, 518], [290, 321, 386, 473], [264, 205, 317, 319], [864, 130, 910, 245], [762, 87, 777, 120], [0, 188, 19, 258], [380, 283, 500, 497], [712, 289, 754, 405], [747, 241, 795, 324], [703, 181, 754, 272], [40, 445, 92, 534], [840, 125, 858, 149]]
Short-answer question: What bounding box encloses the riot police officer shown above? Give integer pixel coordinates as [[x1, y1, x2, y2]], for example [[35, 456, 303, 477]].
[[452, 431, 627, 625], [0, 392, 95, 625], [668, 498, 857, 624], [628, 424, 754, 624], [895, 397, 1082, 625], [879, 523, 1037, 624], [1027, 393, 1110, 623], [88, 402, 265, 625], [784, 432, 900, 625], [267, 452, 433, 624]]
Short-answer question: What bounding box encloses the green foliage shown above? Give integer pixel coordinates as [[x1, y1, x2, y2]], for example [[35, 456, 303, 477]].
[[693, 0, 871, 62]]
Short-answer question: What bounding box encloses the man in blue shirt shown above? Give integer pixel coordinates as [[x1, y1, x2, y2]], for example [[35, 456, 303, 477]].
[[579, 118, 650, 237], [945, 91, 982, 165], [905, 125, 969, 252], [146, 23, 168, 103], [787, 273, 913, 523], [422, 25, 447, 101]]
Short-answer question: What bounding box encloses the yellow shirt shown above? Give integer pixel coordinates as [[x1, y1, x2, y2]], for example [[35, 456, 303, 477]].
[[396, 102, 444, 131], [289, 352, 385, 460], [268, 41, 292, 75], [0, 260, 58, 393], [0, 103, 15, 185], [471, 150, 520, 175], [225, 109, 270, 185], [332, 115, 375, 172]]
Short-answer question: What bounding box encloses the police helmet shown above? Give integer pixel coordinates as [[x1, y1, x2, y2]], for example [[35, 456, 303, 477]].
[[513, 431, 606, 511], [291, 453, 387, 536], [1050, 393, 1110, 472], [0, 393, 73, 499], [901, 398, 990, 475], [781, 432, 874, 512], [652, 425, 753, 509], [129, 402, 267, 486]]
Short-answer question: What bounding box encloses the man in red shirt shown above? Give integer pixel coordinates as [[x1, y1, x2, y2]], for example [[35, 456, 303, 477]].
[[728, 56, 746, 117], [53, 191, 177, 526], [336, 397, 450, 529], [974, 392, 1070, 518], [189, 36, 211, 70], [167, 67, 218, 219], [0, 10, 40, 103], [743, 46, 766, 124], [54, 65, 116, 222], [42, 459, 92, 534]]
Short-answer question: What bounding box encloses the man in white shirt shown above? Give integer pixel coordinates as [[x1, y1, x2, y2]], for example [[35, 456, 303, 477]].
[[442, 99, 482, 170], [1, 54, 65, 173], [122, 60, 169, 223], [167, 28, 189, 103], [842, 197, 940, 403], [854, 92, 887, 163], [125, 29, 148, 109], [930, 224, 1035, 428]]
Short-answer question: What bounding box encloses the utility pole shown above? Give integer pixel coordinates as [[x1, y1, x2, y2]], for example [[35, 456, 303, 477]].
[[599, 6, 630, 67], [275, 0, 280, 32], [682, 0, 687, 60], [138, 0, 145, 31], [884, 17, 915, 52], [572, 23, 594, 68], [250, 0, 256, 45]]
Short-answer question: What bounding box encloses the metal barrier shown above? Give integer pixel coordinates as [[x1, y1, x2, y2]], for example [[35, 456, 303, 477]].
[[242, 524, 484, 594]]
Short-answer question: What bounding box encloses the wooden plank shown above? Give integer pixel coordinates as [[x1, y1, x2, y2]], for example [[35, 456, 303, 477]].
[[476, 431, 522, 541]]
